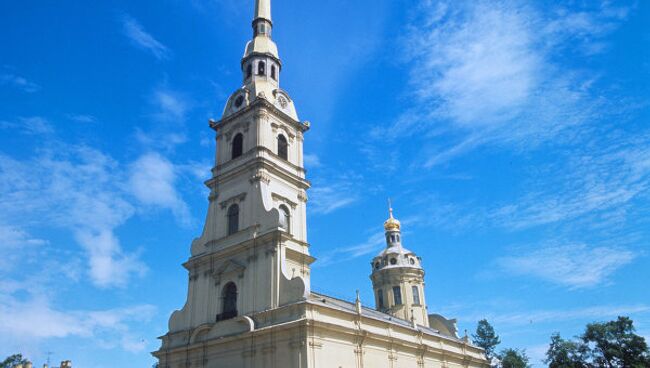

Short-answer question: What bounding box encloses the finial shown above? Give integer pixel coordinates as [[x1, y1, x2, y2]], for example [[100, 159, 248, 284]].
[[355, 290, 362, 314], [255, 0, 272, 22], [384, 198, 401, 231]]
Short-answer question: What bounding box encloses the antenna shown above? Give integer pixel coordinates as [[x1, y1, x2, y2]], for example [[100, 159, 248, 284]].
[[46, 351, 53, 367]]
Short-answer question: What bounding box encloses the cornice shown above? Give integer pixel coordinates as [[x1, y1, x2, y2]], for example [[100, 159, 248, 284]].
[[210, 97, 308, 133]]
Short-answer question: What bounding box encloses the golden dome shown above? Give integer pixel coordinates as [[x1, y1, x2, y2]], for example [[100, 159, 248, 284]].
[[384, 203, 401, 231]]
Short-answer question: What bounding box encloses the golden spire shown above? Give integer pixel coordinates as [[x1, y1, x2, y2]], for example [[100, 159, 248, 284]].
[[384, 199, 401, 231]]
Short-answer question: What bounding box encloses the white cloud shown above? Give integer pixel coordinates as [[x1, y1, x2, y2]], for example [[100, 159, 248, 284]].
[[304, 154, 322, 168], [0, 294, 156, 352], [0, 224, 47, 249], [129, 152, 191, 225], [121, 15, 170, 60], [0, 116, 54, 135], [67, 114, 97, 123], [492, 135, 650, 230], [497, 244, 636, 289], [152, 88, 189, 122], [0, 73, 40, 93], [309, 186, 358, 215], [492, 305, 650, 326], [316, 232, 385, 267], [384, 1, 631, 167], [0, 146, 145, 288]]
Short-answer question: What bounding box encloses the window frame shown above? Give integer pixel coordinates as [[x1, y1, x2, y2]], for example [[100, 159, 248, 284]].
[[227, 204, 240, 236], [279, 205, 291, 233], [393, 286, 402, 306], [258, 61, 266, 76], [277, 134, 288, 160], [231, 133, 244, 160], [377, 289, 385, 310], [218, 282, 238, 321], [412, 285, 421, 305]]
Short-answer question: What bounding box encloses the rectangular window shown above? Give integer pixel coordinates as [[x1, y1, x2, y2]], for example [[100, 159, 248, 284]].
[[393, 286, 402, 305], [377, 289, 384, 309], [412, 286, 421, 305]]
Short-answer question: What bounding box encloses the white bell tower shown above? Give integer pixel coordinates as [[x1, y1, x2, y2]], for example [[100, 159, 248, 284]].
[[164, 0, 314, 335]]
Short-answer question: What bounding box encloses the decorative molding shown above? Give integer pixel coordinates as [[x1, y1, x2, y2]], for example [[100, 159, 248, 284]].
[[309, 341, 323, 350], [289, 340, 306, 349], [250, 170, 271, 184], [208, 191, 218, 202], [241, 349, 256, 358], [271, 193, 298, 209], [261, 345, 277, 354], [224, 120, 251, 141], [297, 191, 308, 203], [212, 259, 246, 285], [219, 192, 247, 209], [270, 122, 296, 141]]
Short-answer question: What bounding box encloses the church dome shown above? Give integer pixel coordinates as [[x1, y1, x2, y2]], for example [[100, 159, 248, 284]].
[[384, 206, 401, 231]]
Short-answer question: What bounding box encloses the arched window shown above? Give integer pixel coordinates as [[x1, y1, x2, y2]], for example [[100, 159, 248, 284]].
[[377, 289, 385, 310], [279, 205, 290, 232], [271, 65, 277, 80], [246, 64, 252, 79], [412, 285, 421, 305], [227, 204, 239, 236], [232, 133, 243, 160], [277, 134, 288, 160], [258, 61, 266, 76], [218, 282, 238, 321], [393, 286, 402, 305]]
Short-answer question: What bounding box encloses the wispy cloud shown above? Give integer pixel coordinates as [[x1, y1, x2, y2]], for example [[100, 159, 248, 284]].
[[381, 1, 631, 167], [0, 73, 40, 93], [304, 154, 322, 168], [0, 146, 141, 288], [67, 114, 97, 123], [309, 174, 361, 215], [0, 116, 54, 135], [490, 305, 650, 326], [492, 134, 650, 230], [440, 301, 650, 328], [152, 88, 189, 122], [0, 294, 155, 352], [316, 232, 385, 267], [128, 152, 192, 226], [121, 14, 170, 60], [0, 143, 192, 288], [497, 244, 637, 289]]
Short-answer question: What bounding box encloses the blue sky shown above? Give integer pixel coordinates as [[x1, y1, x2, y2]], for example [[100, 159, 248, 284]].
[[0, 0, 649, 367]]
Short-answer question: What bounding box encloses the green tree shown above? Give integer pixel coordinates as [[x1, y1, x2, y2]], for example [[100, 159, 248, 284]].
[[581, 316, 650, 368], [473, 319, 501, 362], [498, 348, 530, 368], [545, 333, 589, 368], [0, 354, 28, 368]]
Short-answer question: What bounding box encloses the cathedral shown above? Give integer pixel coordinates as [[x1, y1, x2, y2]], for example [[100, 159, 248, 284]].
[[153, 1, 489, 367]]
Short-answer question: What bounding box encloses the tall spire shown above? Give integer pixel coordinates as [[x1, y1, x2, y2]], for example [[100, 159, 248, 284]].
[[384, 199, 401, 232], [255, 0, 272, 23]]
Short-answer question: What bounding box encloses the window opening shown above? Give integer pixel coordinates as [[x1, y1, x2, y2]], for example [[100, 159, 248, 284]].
[[227, 204, 239, 235], [412, 285, 421, 305], [232, 133, 243, 159], [277, 134, 288, 160], [393, 286, 402, 305]]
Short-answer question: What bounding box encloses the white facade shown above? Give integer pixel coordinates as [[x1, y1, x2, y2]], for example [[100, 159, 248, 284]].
[[153, 1, 489, 367]]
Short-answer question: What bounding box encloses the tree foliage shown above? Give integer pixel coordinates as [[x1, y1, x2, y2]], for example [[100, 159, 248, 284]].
[[546, 333, 589, 368], [546, 316, 650, 368], [473, 319, 501, 361], [0, 355, 28, 368], [498, 348, 531, 368]]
